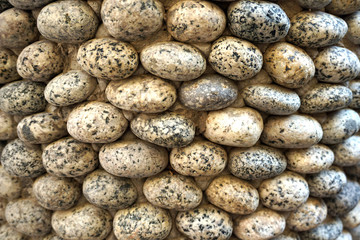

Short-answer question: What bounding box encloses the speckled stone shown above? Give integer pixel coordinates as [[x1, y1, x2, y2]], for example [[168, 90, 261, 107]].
[[332, 136, 360, 166], [166, 0, 226, 43], [299, 216, 343, 240], [204, 107, 263, 147], [234, 208, 285, 240], [0, 224, 28, 240], [261, 114, 323, 148], [229, 145, 287, 181], [8, 0, 55, 9], [99, 139, 168, 178], [37, 0, 99, 44], [106, 74, 176, 113], [33, 174, 81, 211], [0, 166, 21, 200], [242, 84, 301, 115], [101, 0, 164, 42], [345, 11, 360, 45], [238, 69, 273, 90], [300, 84, 353, 114], [16, 40, 64, 82], [325, 180, 360, 217], [295, 0, 331, 9], [42, 136, 98, 177], [208, 36, 263, 81], [228, 0, 290, 43], [5, 198, 52, 237], [349, 80, 360, 109], [176, 204, 233, 240], [286, 144, 334, 174], [77, 38, 139, 81], [0, 8, 38, 49], [52, 203, 112, 240], [287, 197, 327, 231], [17, 112, 67, 144], [306, 166, 347, 198], [341, 201, 360, 229], [1, 139, 44, 178], [0, 80, 46, 115], [315, 46, 360, 83], [205, 175, 259, 215], [44, 70, 97, 107], [67, 101, 128, 143], [130, 112, 195, 148], [140, 41, 206, 81], [321, 109, 360, 145], [83, 169, 137, 210], [170, 139, 227, 177], [113, 202, 172, 240], [287, 11, 348, 48], [179, 74, 238, 111], [0, 48, 20, 84], [326, 0, 360, 15], [0, 110, 17, 140], [143, 171, 202, 211], [42, 233, 65, 240], [271, 229, 300, 240], [259, 171, 309, 211], [335, 230, 353, 240], [264, 42, 315, 89]]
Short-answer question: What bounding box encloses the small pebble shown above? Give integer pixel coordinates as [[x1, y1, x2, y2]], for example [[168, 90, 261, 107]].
[[299, 216, 343, 240], [332, 136, 360, 166]]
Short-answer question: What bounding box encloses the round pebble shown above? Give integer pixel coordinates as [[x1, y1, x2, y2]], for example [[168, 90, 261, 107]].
[[326, 0, 360, 15], [349, 80, 360, 109], [0, 110, 17, 140], [299, 216, 343, 240], [259, 171, 309, 211], [345, 11, 360, 45], [332, 136, 360, 166], [33, 174, 81, 211], [7, 0, 54, 9], [0, 224, 28, 240], [0, 165, 22, 200], [83, 169, 137, 210], [0, 48, 20, 84], [341, 200, 360, 229]]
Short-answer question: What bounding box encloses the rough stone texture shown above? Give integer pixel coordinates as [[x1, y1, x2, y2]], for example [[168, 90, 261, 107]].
[[0, 8, 38, 49], [205, 175, 259, 215], [287, 11, 348, 48], [341, 201, 360, 229], [307, 166, 347, 198], [37, 0, 99, 44], [259, 171, 309, 211], [179, 74, 238, 111], [228, 0, 290, 43], [0, 48, 20, 84], [349, 80, 360, 108], [143, 171, 202, 211], [176, 204, 233, 240], [52, 203, 112, 240], [204, 107, 263, 147], [332, 136, 360, 166], [170, 139, 227, 177], [0, 165, 22, 200], [0, 80, 46, 115], [130, 112, 195, 148], [17, 112, 67, 144], [326, 0, 360, 15], [264, 42, 315, 89], [16, 40, 64, 82], [1, 139, 45, 178], [0, 224, 28, 240], [287, 197, 327, 231], [44, 70, 97, 107], [113, 202, 172, 240], [42, 137, 98, 177], [300, 84, 353, 114], [286, 144, 334, 174], [33, 174, 81, 211], [83, 169, 137, 210], [166, 0, 226, 43], [234, 208, 285, 240], [106, 74, 176, 113], [99, 139, 168, 178], [208, 36, 263, 81], [314, 46, 360, 83], [261, 114, 323, 148], [77, 38, 138, 81], [345, 11, 360, 45], [299, 216, 343, 240], [8, 0, 55, 10], [0, 110, 17, 140], [67, 101, 128, 143], [140, 41, 206, 81], [229, 145, 287, 181], [321, 109, 360, 144], [242, 84, 300, 115], [5, 198, 52, 237]]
